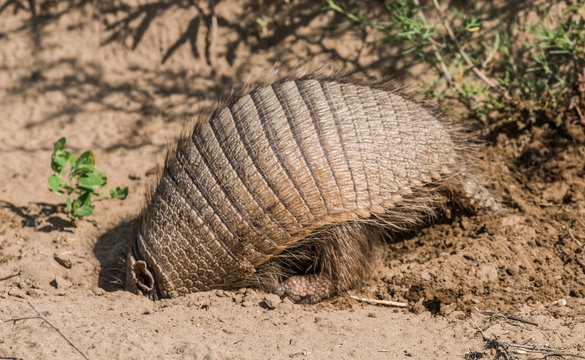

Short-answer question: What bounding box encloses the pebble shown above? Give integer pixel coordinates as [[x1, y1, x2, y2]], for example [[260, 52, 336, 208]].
[[51, 275, 73, 289], [262, 293, 282, 309], [8, 290, 25, 299], [279, 297, 295, 310], [53, 252, 73, 269], [26, 289, 44, 298], [92, 287, 105, 296], [476, 264, 498, 283]]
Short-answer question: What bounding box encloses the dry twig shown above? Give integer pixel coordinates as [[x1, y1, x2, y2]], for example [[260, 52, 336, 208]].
[[430, 0, 510, 100], [412, 0, 454, 85], [5, 315, 41, 323], [481, 332, 518, 360], [474, 307, 538, 326], [349, 295, 408, 308], [0, 272, 19, 281], [6, 301, 91, 360], [479, 329, 585, 359], [426, 0, 512, 102]]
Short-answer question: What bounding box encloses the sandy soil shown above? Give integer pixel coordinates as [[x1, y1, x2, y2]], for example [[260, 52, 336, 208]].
[[1, 1, 584, 359]]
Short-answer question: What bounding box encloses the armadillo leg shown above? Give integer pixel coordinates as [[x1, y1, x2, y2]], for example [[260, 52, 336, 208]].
[[273, 221, 383, 303], [274, 274, 336, 304]]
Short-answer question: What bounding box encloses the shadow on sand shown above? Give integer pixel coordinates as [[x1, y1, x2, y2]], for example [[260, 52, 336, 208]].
[[93, 217, 138, 292]]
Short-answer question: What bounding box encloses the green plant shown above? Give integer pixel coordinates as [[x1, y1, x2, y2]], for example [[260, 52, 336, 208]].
[[323, 0, 585, 129], [48, 137, 128, 221]]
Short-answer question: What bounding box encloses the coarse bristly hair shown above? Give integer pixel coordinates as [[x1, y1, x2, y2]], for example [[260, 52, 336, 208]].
[[127, 66, 494, 300]]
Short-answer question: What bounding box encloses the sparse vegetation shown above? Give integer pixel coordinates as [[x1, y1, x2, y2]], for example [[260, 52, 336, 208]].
[[324, 0, 585, 130], [48, 137, 128, 221]]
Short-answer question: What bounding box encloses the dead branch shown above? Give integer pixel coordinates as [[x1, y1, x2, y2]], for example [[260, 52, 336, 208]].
[[479, 329, 585, 359], [0, 272, 20, 281], [412, 0, 454, 85], [349, 295, 408, 308], [479, 330, 519, 360], [26, 301, 90, 360], [4, 315, 41, 323], [474, 307, 538, 326], [430, 0, 511, 100]]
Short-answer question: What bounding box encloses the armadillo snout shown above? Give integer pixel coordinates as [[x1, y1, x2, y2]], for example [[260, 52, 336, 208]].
[[126, 249, 160, 300]]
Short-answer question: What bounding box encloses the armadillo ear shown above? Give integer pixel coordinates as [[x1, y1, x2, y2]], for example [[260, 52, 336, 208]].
[[132, 260, 155, 294]]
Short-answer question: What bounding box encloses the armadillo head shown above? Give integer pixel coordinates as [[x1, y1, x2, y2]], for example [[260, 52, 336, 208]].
[[126, 254, 156, 300], [125, 230, 174, 300], [125, 181, 258, 300]]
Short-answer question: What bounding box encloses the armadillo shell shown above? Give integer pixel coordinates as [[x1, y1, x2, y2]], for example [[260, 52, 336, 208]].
[[128, 78, 460, 298]]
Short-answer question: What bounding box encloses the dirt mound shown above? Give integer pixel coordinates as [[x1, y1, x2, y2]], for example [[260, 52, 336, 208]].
[[370, 123, 585, 316]]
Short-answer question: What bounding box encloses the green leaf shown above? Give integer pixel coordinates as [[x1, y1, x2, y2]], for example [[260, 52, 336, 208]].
[[66, 197, 72, 213], [76, 183, 97, 192], [78, 192, 93, 206], [74, 205, 94, 217], [80, 173, 106, 187], [77, 151, 95, 167], [69, 154, 77, 168], [53, 137, 66, 152], [71, 164, 94, 177], [48, 175, 62, 193], [51, 153, 67, 173], [99, 172, 107, 186], [71, 196, 83, 210], [111, 186, 129, 200], [63, 184, 75, 194]]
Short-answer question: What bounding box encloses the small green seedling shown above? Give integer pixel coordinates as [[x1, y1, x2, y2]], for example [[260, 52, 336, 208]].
[[48, 137, 128, 221]]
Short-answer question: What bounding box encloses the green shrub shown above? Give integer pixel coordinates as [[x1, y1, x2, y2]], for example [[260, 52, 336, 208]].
[[48, 137, 128, 222], [324, 0, 585, 129]]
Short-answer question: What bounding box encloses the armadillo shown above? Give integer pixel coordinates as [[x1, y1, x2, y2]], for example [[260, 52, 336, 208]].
[[126, 76, 498, 303]]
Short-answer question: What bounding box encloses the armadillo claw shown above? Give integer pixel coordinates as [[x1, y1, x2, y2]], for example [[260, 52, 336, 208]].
[[274, 274, 336, 304]]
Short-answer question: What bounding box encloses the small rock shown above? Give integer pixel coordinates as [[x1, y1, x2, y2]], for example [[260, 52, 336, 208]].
[[552, 299, 567, 307], [214, 289, 228, 297], [411, 300, 425, 314], [448, 310, 466, 320], [501, 215, 524, 227], [289, 350, 308, 358], [8, 290, 25, 299], [542, 182, 569, 204], [440, 303, 456, 316], [262, 293, 282, 310], [26, 289, 43, 298], [53, 252, 73, 269], [279, 297, 295, 310], [244, 288, 258, 297], [476, 264, 498, 283], [92, 287, 105, 296], [50, 275, 73, 289], [420, 271, 432, 281]]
